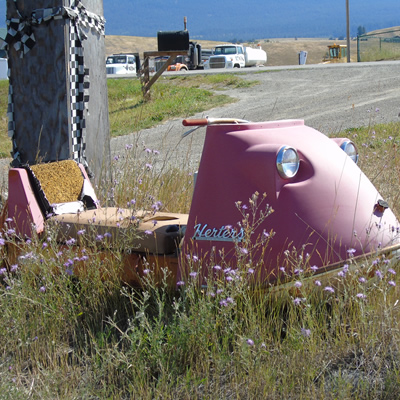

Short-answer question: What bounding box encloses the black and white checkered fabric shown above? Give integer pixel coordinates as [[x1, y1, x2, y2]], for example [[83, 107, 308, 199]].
[[2, 0, 105, 167]]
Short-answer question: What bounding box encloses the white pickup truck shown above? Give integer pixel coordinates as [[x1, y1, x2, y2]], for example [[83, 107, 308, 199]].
[[205, 44, 267, 69], [106, 54, 138, 75]]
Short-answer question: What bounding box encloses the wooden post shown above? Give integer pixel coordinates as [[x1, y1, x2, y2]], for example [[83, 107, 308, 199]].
[[141, 50, 181, 101], [5, 0, 110, 183]]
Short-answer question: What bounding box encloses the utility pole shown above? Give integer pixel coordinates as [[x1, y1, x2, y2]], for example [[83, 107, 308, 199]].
[[346, 0, 351, 62], [4, 0, 111, 183]]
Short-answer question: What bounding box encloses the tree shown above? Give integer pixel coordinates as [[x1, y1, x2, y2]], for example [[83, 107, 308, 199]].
[[357, 25, 366, 37]]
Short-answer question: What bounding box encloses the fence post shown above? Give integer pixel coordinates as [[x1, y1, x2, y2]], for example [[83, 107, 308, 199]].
[[4, 0, 110, 184]]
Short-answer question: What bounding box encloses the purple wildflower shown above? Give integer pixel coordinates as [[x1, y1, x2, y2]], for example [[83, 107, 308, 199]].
[[176, 281, 185, 286], [388, 280, 396, 287], [77, 229, 85, 235], [39, 286, 46, 293], [189, 271, 198, 278], [143, 269, 150, 275], [248, 268, 254, 274], [347, 248, 356, 255], [294, 281, 302, 288], [356, 293, 367, 299], [314, 280, 321, 286], [359, 277, 367, 283], [10, 265, 18, 273], [375, 270, 383, 279], [388, 268, 396, 275], [246, 339, 254, 346], [310, 265, 318, 272], [144, 230, 152, 235], [293, 297, 302, 306], [240, 247, 248, 255], [294, 268, 304, 275], [301, 328, 311, 338], [324, 286, 335, 293], [213, 265, 222, 271], [66, 238, 76, 246], [0, 267, 7, 275]]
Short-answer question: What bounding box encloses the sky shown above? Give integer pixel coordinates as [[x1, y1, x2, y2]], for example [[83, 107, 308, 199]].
[[0, 1, 399, 40]]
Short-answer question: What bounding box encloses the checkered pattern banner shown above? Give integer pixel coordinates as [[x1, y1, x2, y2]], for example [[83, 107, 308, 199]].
[[3, 0, 105, 166]]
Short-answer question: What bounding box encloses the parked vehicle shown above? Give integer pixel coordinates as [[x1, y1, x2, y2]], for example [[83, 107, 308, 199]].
[[7, 118, 400, 287], [206, 44, 267, 69], [322, 44, 348, 63], [167, 42, 212, 71], [106, 53, 140, 75], [0, 58, 7, 80], [167, 55, 189, 71]]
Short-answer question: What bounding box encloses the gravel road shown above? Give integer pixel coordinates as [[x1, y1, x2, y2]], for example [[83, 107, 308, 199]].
[[2, 61, 400, 188], [111, 60, 400, 169]]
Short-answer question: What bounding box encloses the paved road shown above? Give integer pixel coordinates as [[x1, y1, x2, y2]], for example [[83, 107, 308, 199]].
[[111, 61, 400, 169]]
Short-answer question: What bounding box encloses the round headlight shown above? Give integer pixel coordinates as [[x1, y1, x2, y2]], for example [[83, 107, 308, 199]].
[[276, 146, 300, 179], [340, 140, 359, 163]]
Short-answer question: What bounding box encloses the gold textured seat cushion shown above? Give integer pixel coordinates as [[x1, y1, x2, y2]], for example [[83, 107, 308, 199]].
[[49, 208, 188, 255]]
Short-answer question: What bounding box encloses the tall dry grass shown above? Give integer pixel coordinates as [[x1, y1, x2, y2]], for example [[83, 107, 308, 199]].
[[1, 108, 400, 398]]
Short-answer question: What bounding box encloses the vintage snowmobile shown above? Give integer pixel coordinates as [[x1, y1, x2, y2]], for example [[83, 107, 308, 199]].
[[6, 117, 400, 286]]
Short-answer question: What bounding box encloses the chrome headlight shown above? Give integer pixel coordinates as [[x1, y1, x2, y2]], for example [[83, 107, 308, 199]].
[[340, 140, 359, 163], [276, 146, 300, 179]]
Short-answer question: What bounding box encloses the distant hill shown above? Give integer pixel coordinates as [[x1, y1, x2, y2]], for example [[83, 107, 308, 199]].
[[1, 1, 400, 41]]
